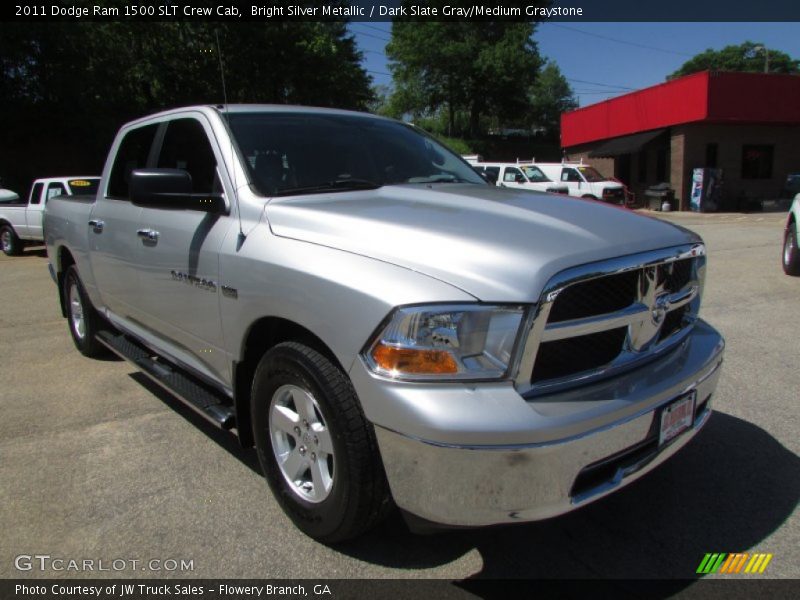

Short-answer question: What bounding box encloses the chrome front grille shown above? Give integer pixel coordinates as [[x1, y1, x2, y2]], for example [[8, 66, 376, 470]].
[[515, 244, 706, 397]]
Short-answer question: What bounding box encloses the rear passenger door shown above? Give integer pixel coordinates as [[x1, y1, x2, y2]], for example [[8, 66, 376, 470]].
[[21, 182, 44, 239], [89, 124, 156, 318], [28, 181, 66, 239], [134, 115, 233, 385]]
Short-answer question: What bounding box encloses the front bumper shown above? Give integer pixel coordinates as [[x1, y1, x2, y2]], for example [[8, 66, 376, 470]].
[[354, 319, 724, 527]]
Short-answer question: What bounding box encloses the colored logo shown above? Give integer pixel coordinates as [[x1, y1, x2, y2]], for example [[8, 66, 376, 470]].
[[696, 552, 773, 574]]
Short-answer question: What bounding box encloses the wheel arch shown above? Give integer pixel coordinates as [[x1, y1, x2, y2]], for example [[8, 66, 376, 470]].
[[233, 316, 345, 448]]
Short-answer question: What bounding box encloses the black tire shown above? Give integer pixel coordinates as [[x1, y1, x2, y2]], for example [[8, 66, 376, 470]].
[[783, 223, 800, 276], [251, 341, 391, 543], [1, 224, 23, 256], [63, 265, 107, 357], [581, 194, 598, 201]]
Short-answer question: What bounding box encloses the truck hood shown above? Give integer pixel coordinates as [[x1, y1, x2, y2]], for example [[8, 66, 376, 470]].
[[265, 184, 700, 301]]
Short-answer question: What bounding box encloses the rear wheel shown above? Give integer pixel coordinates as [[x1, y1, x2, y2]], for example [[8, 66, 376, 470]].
[[64, 265, 107, 357], [1, 225, 22, 256], [581, 194, 598, 201], [251, 342, 391, 543], [783, 223, 800, 276]]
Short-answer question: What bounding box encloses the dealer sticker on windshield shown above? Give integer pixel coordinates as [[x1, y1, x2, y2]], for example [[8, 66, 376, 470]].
[[659, 391, 696, 446]]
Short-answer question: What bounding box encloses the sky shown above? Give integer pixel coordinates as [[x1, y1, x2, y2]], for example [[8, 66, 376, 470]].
[[350, 21, 800, 108]]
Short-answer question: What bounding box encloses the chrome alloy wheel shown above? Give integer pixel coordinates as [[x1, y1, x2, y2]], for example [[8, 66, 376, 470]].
[[269, 384, 335, 503], [1, 229, 11, 253], [68, 279, 86, 341]]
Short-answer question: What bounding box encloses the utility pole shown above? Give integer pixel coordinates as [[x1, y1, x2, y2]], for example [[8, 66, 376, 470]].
[[754, 45, 770, 73]]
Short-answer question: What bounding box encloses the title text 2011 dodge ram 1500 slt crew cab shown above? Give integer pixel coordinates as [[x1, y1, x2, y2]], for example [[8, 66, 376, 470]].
[[46, 105, 724, 543]]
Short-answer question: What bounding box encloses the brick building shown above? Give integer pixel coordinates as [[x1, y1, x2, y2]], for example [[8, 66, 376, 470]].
[[561, 71, 800, 210]]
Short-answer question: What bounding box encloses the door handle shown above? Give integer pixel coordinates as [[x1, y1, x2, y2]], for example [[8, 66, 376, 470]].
[[88, 219, 104, 232], [137, 229, 159, 242]]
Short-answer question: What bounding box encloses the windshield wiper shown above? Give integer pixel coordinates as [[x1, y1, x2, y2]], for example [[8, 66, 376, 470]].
[[328, 178, 382, 189], [272, 178, 382, 196]]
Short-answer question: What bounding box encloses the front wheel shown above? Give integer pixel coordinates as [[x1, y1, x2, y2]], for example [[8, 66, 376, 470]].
[[1, 225, 22, 256], [64, 265, 107, 357], [581, 194, 598, 201], [783, 224, 800, 276], [251, 342, 391, 543]]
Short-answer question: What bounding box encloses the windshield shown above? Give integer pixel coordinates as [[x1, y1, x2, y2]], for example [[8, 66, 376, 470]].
[[228, 112, 485, 196], [577, 166, 606, 183], [67, 178, 100, 195], [520, 166, 551, 183]]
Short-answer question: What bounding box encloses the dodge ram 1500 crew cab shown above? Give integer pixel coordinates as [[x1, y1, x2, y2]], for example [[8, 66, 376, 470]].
[[45, 105, 725, 542], [1, 176, 99, 255]]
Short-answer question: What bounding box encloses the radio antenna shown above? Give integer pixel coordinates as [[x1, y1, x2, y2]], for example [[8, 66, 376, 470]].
[[215, 30, 245, 247]]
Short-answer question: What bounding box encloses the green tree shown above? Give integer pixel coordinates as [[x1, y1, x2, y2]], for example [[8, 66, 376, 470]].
[[0, 20, 372, 190], [529, 61, 578, 139], [386, 5, 543, 137], [668, 41, 800, 79]]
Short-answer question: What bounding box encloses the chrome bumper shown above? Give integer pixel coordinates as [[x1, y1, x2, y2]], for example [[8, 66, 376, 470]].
[[366, 320, 724, 527]]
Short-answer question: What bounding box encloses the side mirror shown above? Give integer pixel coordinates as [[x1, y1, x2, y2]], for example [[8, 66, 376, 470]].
[[130, 169, 226, 213]]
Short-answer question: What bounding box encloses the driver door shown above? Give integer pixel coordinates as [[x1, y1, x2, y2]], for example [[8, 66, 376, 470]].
[[134, 115, 234, 384]]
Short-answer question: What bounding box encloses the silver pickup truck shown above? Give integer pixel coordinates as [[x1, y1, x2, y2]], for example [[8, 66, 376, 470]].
[[45, 105, 724, 543]]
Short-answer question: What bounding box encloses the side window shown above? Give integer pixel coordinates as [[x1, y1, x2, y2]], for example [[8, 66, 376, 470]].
[[485, 167, 500, 179], [108, 124, 159, 199], [29, 182, 44, 205], [46, 183, 66, 202], [562, 168, 582, 183], [157, 118, 218, 194], [504, 167, 522, 182]]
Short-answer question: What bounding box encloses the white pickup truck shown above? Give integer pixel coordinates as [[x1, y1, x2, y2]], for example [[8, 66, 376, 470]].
[[468, 160, 570, 195], [0, 177, 99, 255]]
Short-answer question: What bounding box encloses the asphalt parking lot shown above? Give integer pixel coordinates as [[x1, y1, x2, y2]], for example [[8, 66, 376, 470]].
[[0, 210, 797, 586]]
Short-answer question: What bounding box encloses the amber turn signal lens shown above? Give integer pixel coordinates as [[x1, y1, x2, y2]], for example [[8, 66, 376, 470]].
[[371, 344, 458, 375]]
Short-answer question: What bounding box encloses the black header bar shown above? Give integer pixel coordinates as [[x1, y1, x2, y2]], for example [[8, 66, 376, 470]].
[[4, 0, 800, 23]]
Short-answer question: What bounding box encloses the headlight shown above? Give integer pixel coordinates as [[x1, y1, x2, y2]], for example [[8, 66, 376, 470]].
[[364, 304, 526, 380]]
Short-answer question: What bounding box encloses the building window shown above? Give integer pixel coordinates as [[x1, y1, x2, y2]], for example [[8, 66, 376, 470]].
[[705, 143, 718, 168], [741, 145, 773, 179], [637, 150, 647, 183]]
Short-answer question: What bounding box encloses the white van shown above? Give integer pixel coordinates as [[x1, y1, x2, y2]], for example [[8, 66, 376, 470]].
[[535, 161, 626, 204], [468, 161, 569, 194]]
